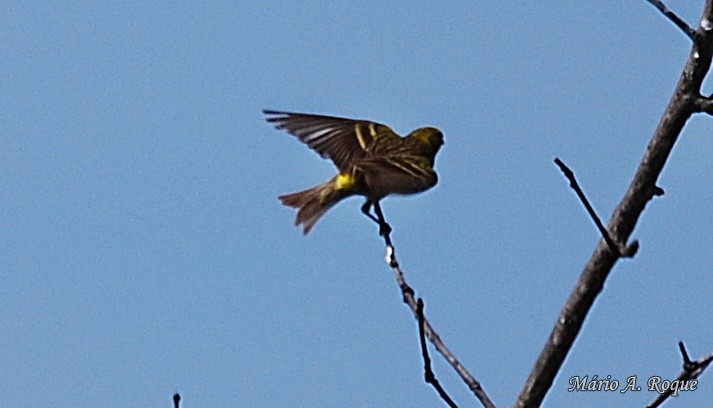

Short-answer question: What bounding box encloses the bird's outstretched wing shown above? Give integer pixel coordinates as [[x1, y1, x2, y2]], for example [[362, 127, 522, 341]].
[[264, 110, 398, 171]]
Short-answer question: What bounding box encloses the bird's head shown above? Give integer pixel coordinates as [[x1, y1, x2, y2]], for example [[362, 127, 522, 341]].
[[410, 127, 444, 155]]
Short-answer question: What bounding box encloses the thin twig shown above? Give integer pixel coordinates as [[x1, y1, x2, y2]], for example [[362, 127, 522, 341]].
[[382, 233, 495, 408], [553, 158, 637, 257], [417, 299, 458, 408], [645, 0, 697, 40], [646, 342, 713, 407], [173, 393, 181, 408], [679, 341, 693, 367]]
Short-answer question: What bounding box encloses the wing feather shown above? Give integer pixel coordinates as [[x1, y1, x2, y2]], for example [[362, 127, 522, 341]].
[[264, 110, 396, 171]]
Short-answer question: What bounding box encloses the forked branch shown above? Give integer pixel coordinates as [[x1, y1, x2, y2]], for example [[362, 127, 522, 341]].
[[646, 342, 713, 407], [516, 1, 713, 406], [380, 228, 495, 408]]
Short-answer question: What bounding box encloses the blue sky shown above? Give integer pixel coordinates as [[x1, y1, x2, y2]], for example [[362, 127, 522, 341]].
[[2, 2, 712, 407]]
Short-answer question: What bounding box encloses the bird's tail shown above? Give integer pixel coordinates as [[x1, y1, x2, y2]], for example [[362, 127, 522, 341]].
[[279, 177, 351, 234]]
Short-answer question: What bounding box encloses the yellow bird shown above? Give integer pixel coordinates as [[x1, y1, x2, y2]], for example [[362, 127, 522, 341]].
[[265, 110, 444, 235]]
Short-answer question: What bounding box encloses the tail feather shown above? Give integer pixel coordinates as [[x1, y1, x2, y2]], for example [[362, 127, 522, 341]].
[[279, 180, 348, 234]]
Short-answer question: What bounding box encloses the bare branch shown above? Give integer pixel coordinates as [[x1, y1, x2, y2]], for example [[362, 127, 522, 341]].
[[416, 299, 458, 408], [173, 393, 181, 408], [645, 0, 697, 40], [646, 342, 713, 407], [515, 1, 713, 406], [382, 235, 495, 408], [553, 158, 638, 258]]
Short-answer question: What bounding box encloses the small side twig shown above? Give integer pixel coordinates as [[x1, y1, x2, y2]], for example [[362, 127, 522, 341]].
[[173, 393, 181, 408], [417, 298, 458, 408], [646, 342, 713, 408], [554, 158, 638, 257], [693, 96, 713, 114], [645, 0, 697, 40], [381, 232, 495, 408]]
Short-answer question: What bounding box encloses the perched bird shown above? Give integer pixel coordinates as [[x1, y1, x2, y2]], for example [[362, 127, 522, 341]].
[[264, 110, 444, 235]]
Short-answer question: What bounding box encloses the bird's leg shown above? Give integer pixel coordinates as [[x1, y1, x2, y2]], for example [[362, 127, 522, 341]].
[[361, 201, 380, 224], [361, 200, 392, 237], [372, 202, 392, 237], [362, 200, 396, 264]]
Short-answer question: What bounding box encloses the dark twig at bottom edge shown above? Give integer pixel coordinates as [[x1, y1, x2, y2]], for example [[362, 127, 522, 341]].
[[646, 342, 713, 408], [417, 298, 458, 408], [173, 393, 180, 408]]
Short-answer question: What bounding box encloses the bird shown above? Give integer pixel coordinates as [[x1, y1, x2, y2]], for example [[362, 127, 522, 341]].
[[264, 110, 444, 235]]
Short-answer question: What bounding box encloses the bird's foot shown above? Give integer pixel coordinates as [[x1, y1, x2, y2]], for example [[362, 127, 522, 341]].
[[379, 221, 392, 237]]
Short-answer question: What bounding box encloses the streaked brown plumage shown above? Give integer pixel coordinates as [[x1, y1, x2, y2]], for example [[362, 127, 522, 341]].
[[265, 110, 444, 234]]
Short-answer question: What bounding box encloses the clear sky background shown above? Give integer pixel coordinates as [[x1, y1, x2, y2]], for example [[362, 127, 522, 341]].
[[2, 2, 712, 407]]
